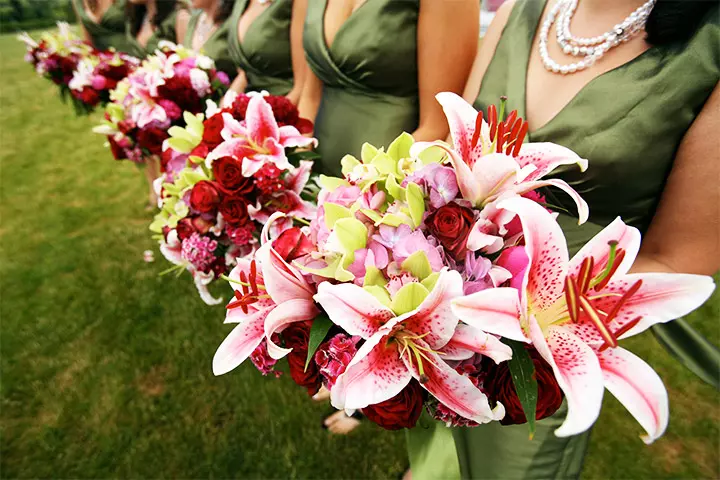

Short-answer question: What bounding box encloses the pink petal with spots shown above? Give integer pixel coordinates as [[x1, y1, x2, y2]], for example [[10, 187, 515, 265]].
[[285, 160, 313, 194], [212, 310, 268, 375], [515, 142, 588, 181], [442, 324, 513, 364], [314, 281, 395, 339], [530, 321, 604, 437], [330, 329, 411, 410], [220, 112, 246, 141], [471, 152, 523, 203], [596, 346, 668, 444], [510, 178, 589, 224], [451, 287, 527, 343], [264, 299, 320, 360], [205, 137, 255, 169], [497, 196, 569, 312], [592, 273, 715, 340], [399, 269, 464, 350], [256, 243, 315, 303], [569, 217, 640, 279], [435, 91, 488, 164], [245, 95, 279, 146], [403, 339, 503, 423], [278, 125, 317, 149]]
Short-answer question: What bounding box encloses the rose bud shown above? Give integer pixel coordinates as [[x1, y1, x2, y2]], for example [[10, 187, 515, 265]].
[[189, 180, 221, 214], [424, 202, 475, 260], [484, 347, 564, 425], [272, 227, 314, 262], [362, 381, 425, 430]]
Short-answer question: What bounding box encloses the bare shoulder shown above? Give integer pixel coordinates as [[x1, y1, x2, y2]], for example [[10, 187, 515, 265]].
[[175, 8, 191, 44]]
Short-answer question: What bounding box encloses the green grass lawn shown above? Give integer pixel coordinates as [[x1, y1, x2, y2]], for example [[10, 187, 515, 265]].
[[1, 31, 718, 479]]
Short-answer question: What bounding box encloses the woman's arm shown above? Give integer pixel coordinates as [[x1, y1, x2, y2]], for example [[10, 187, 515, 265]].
[[228, 69, 248, 96], [286, 0, 309, 105], [412, 0, 479, 142], [461, 0, 516, 103], [175, 7, 191, 45], [71, 0, 94, 46], [631, 83, 720, 276]]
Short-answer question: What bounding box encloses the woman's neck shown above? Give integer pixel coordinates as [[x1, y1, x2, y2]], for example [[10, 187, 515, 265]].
[[579, 0, 648, 15], [201, 1, 220, 24]]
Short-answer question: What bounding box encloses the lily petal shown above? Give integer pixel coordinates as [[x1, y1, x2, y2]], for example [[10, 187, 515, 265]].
[[403, 339, 503, 423], [442, 324, 513, 364], [278, 125, 317, 149], [331, 329, 411, 410], [498, 196, 569, 311], [596, 346, 668, 444], [314, 281, 395, 339], [511, 178, 589, 225], [212, 312, 267, 375], [256, 244, 315, 303], [435, 91, 487, 163], [245, 95, 279, 146], [515, 143, 588, 181], [568, 217, 640, 279], [400, 269, 464, 350], [531, 321, 604, 438], [264, 299, 320, 360], [451, 287, 527, 343]]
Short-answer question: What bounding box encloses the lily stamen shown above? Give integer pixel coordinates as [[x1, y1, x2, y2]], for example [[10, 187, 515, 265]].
[[578, 294, 618, 349]]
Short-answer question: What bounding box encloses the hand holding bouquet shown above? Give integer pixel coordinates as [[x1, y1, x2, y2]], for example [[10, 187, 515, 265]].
[[212, 93, 715, 442]]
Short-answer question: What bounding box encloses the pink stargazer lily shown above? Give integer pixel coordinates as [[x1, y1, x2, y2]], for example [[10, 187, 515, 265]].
[[411, 92, 589, 223], [451, 196, 716, 442], [314, 269, 505, 424], [205, 95, 317, 177], [212, 238, 319, 376]]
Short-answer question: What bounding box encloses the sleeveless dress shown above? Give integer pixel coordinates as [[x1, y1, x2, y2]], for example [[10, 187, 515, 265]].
[[73, 0, 134, 53], [449, 1, 720, 478], [228, 0, 294, 96], [184, 10, 237, 80], [303, 0, 420, 176], [125, 10, 181, 59]]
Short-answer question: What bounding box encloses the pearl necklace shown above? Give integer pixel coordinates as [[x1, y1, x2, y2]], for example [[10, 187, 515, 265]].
[[539, 0, 655, 75]]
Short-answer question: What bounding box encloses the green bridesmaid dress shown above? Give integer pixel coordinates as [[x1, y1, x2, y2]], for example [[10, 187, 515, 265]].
[[303, 0, 420, 176], [228, 0, 294, 95], [184, 10, 237, 80], [125, 9, 181, 59], [450, 1, 720, 478], [73, 0, 134, 53]]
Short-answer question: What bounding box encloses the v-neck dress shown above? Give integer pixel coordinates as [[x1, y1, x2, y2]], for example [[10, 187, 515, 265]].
[[450, 1, 720, 478], [125, 9, 181, 59], [228, 0, 294, 95], [184, 9, 237, 80], [73, 0, 133, 53], [304, 0, 420, 175]]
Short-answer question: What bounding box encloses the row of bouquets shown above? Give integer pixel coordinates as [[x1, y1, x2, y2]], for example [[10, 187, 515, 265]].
[[19, 24, 716, 442]]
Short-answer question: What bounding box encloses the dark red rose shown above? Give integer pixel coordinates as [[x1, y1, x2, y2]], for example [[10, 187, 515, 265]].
[[176, 216, 213, 240], [108, 136, 125, 160], [425, 202, 475, 260], [363, 380, 425, 430], [157, 75, 202, 113], [190, 143, 210, 159], [219, 194, 250, 226], [272, 227, 314, 262], [484, 347, 563, 425], [136, 126, 168, 155], [99, 62, 131, 82], [202, 113, 225, 148], [189, 181, 221, 214], [74, 87, 100, 106], [283, 321, 322, 395], [230, 94, 251, 119], [212, 156, 254, 194], [265, 95, 299, 126]]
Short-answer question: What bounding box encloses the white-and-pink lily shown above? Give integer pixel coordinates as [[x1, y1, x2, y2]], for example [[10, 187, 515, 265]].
[[452, 196, 716, 442], [314, 269, 507, 424], [411, 92, 589, 220], [205, 94, 316, 177], [212, 223, 319, 375]]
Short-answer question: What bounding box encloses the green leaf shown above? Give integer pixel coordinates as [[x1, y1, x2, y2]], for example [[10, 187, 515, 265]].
[[391, 282, 429, 316], [183, 111, 204, 136], [168, 126, 197, 144], [288, 150, 321, 163], [505, 339, 538, 439], [387, 132, 414, 162], [305, 314, 334, 371], [401, 251, 432, 280]]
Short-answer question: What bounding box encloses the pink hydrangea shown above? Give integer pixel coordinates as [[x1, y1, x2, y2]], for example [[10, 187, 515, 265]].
[[181, 232, 218, 272], [250, 339, 281, 377], [314, 334, 359, 388], [227, 222, 256, 246]]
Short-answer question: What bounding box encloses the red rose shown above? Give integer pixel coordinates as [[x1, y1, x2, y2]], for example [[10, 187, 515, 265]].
[[137, 126, 168, 155], [202, 114, 225, 148], [272, 227, 314, 262], [176, 216, 213, 240], [74, 87, 100, 106], [212, 156, 254, 194], [484, 347, 563, 425], [230, 94, 251, 119], [157, 75, 202, 113], [218, 194, 250, 226], [363, 380, 425, 430], [189, 181, 221, 214], [425, 203, 475, 260], [108, 136, 125, 160], [282, 321, 322, 395]]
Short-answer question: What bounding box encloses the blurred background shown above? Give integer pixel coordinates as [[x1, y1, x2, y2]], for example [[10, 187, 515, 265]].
[[1, 3, 718, 479]]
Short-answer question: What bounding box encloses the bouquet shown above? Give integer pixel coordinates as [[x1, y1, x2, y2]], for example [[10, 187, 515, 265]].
[[93, 41, 230, 164], [149, 91, 317, 304], [211, 92, 715, 442], [68, 50, 140, 111], [18, 22, 96, 113]]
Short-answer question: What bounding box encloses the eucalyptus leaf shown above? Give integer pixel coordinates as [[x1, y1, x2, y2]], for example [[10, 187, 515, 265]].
[[305, 314, 334, 371]]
